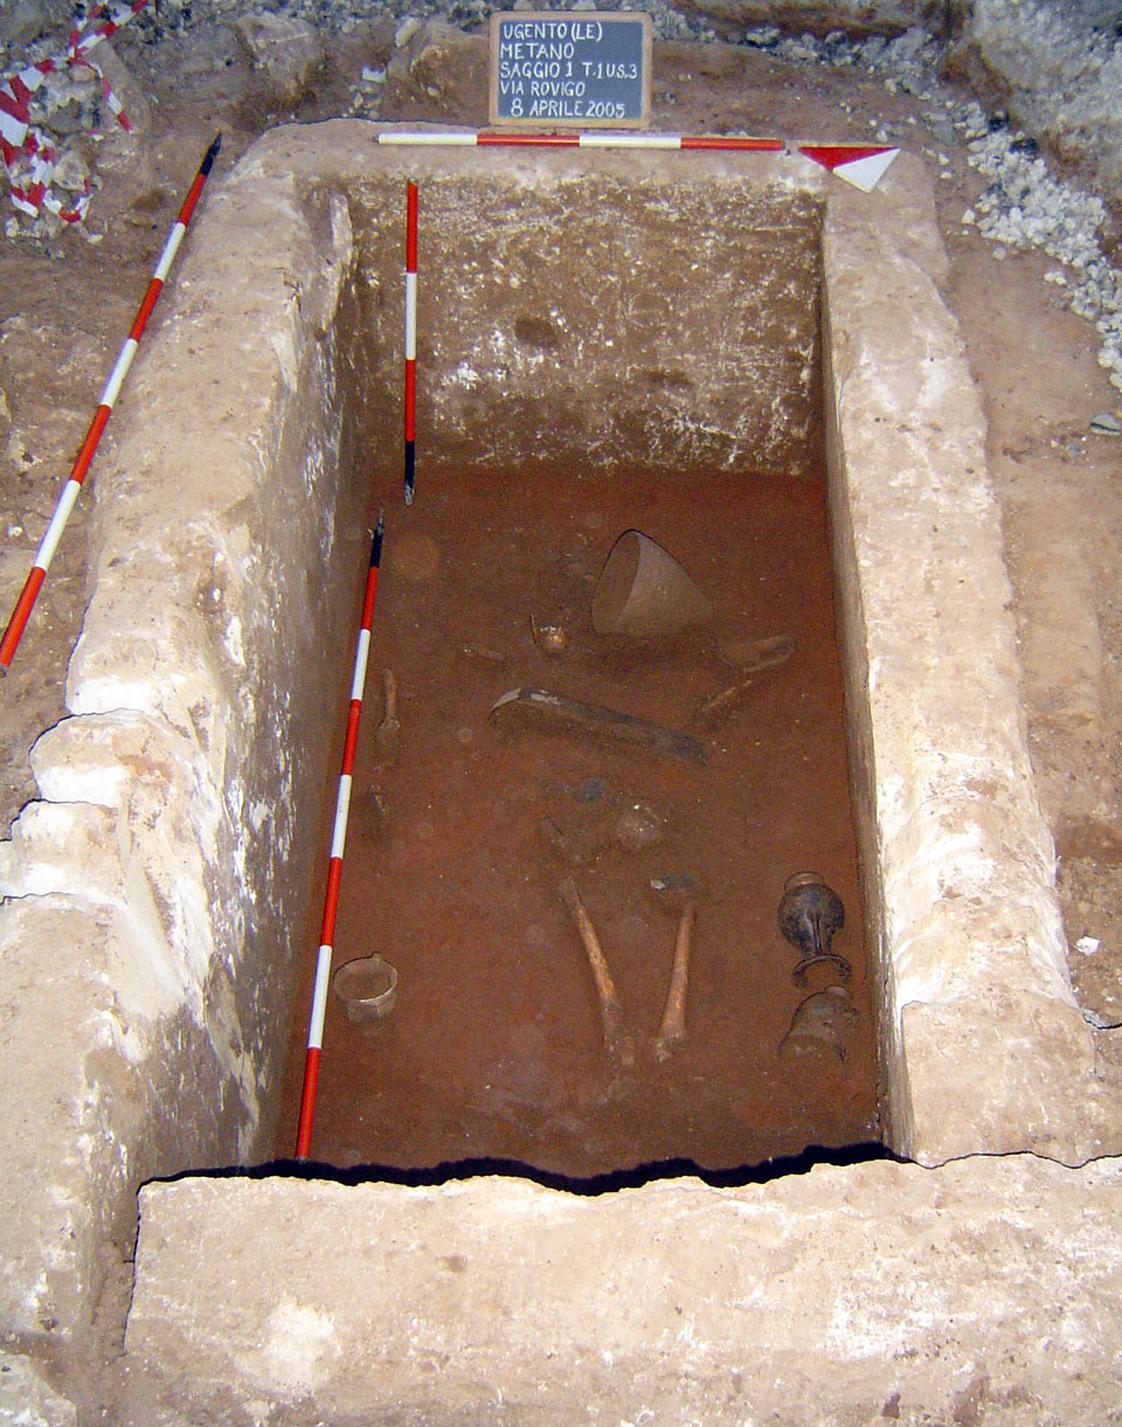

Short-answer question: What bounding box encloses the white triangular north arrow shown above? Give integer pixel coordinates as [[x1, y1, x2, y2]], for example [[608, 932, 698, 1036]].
[[797, 145, 900, 192]]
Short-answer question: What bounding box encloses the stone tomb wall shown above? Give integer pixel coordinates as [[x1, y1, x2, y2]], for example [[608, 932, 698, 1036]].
[[0, 122, 1114, 1413]]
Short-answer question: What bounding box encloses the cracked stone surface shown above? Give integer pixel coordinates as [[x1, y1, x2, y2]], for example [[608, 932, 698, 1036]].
[[123, 1155, 1122, 1426]]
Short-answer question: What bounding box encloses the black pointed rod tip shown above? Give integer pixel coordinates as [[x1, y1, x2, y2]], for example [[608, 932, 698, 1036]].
[[201, 133, 223, 173]]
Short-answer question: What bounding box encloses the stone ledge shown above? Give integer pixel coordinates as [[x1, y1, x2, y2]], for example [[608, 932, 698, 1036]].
[[822, 153, 1113, 1164], [0, 143, 361, 1366], [123, 1154, 1122, 1426]]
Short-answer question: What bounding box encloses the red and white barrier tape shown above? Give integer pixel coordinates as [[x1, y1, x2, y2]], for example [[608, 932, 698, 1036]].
[[375, 129, 900, 191], [0, 0, 152, 223], [294, 512, 385, 1161]]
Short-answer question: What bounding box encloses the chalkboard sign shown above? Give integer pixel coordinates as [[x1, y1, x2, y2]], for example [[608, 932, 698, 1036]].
[[489, 10, 652, 130]]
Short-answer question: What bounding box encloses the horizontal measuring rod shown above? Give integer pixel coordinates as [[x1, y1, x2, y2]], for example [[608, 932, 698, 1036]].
[[377, 130, 784, 151], [374, 130, 899, 191]]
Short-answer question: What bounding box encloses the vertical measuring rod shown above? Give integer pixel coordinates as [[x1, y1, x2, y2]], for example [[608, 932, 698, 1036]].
[[294, 512, 385, 1160], [0, 133, 222, 671], [403, 180, 418, 505]]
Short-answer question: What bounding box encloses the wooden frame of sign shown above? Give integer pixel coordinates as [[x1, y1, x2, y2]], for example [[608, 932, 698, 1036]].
[[489, 11, 652, 130]]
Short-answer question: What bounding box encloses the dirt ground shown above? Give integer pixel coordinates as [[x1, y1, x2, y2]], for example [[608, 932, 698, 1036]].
[[279, 461, 878, 1176], [2, 12, 1120, 1151]]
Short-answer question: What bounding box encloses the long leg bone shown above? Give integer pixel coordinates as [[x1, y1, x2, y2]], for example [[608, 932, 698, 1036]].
[[654, 901, 695, 1060], [558, 877, 634, 1067]]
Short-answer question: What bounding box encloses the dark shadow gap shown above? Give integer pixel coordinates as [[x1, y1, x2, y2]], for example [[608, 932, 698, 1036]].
[[154, 1139, 900, 1199]]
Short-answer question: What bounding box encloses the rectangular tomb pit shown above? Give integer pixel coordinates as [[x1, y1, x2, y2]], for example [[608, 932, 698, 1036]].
[[0, 123, 1111, 1403]]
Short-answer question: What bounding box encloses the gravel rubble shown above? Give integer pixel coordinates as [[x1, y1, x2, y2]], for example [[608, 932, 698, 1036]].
[[745, 21, 1122, 391]]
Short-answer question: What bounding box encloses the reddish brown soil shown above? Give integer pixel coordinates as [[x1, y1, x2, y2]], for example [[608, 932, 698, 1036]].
[[276, 460, 877, 1177]]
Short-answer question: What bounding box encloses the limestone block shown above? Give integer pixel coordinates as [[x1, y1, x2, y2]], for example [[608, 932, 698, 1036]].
[[381, 21, 489, 126], [234, 13, 325, 106], [4, 711, 258, 1085], [90, 41, 160, 205], [344, 156, 824, 478], [74, 37, 157, 211], [0, 898, 106, 1342], [124, 1156, 1122, 1425], [0, 882, 255, 1358], [0, 148, 359, 1379], [945, 0, 1122, 199], [0, 0, 54, 48], [92, 41, 154, 137], [0, 1354, 77, 1426], [822, 152, 1104, 1164]]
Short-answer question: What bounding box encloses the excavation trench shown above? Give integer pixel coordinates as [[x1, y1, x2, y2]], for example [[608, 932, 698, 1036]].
[[0, 124, 1104, 1375], [276, 163, 876, 1177]]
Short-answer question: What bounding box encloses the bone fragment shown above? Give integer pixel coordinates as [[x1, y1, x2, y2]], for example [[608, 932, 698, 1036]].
[[373, 668, 401, 768], [491, 687, 705, 766], [558, 877, 634, 1067], [694, 637, 793, 728], [654, 901, 695, 1061]]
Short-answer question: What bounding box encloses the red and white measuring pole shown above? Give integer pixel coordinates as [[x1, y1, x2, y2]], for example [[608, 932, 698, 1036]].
[[0, 132, 223, 672], [404, 179, 418, 505], [379, 131, 784, 153], [376, 131, 898, 191], [294, 511, 385, 1161]]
